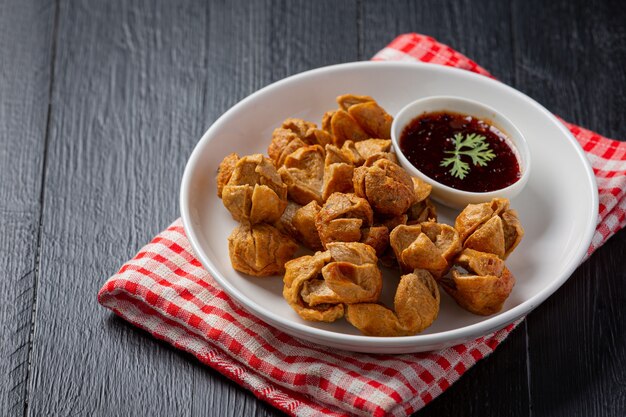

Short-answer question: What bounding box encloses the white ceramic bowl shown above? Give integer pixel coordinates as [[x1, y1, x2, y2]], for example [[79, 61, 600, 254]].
[[391, 96, 531, 209], [180, 61, 597, 353]]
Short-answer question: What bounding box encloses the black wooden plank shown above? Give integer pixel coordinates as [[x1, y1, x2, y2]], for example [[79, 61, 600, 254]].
[[361, 2, 529, 416], [26, 1, 211, 415], [512, 0, 626, 415], [360, 0, 516, 84], [0, 0, 56, 416]]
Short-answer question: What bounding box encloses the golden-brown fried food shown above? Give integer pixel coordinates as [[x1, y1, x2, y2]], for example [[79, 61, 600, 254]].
[[376, 214, 408, 231], [228, 223, 298, 277], [292, 201, 324, 251], [354, 139, 391, 161], [278, 145, 325, 205], [455, 198, 524, 259], [336, 94, 375, 111], [336, 94, 393, 139], [321, 110, 334, 134], [389, 221, 461, 277], [345, 269, 440, 336], [281, 118, 317, 138], [282, 118, 333, 147], [267, 128, 307, 167], [216, 153, 239, 198], [283, 251, 344, 322], [322, 261, 381, 304], [315, 192, 374, 248], [221, 154, 288, 224], [406, 177, 437, 224], [359, 225, 390, 257], [363, 152, 398, 166], [283, 242, 382, 322], [321, 144, 356, 201], [440, 249, 516, 315], [274, 200, 301, 238], [330, 110, 371, 147], [347, 101, 393, 139], [353, 158, 415, 216]]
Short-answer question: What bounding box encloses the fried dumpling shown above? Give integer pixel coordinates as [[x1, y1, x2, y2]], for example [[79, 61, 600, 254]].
[[283, 251, 343, 322], [228, 223, 298, 277], [267, 128, 307, 168], [336, 94, 393, 139], [353, 158, 415, 216], [281, 118, 332, 147], [359, 225, 390, 257], [345, 269, 439, 336], [292, 201, 324, 251], [347, 101, 393, 139], [268, 118, 332, 168], [273, 200, 323, 251], [440, 249, 516, 315], [283, 242, 382, 322], [354, 139, 391, 162], [216, 152, 239, 198], [221, 154, 288, 224], [315, 192, 373, 248], [455, 198, 524, 259], [389, 221, 461, 277], [322, 143, 356, 201], [406, 177, 437, 224], [329, 110, 371, 147], [336, 94, 375, 111], [278, 145, 325, 205], [274, 200, 301, 238]]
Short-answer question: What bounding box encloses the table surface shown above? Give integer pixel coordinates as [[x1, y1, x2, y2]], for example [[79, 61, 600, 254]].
[[2, 0, 625, 416]]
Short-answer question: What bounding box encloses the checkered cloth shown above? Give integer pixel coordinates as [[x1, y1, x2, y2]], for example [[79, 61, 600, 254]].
[[98, 34, 626, 417]]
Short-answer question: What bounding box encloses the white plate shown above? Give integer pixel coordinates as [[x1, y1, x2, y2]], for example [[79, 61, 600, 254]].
[[180, 62, 598, 354]]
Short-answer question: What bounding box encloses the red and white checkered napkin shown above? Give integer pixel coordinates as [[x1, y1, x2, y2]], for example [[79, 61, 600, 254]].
[[98, 34, 626, 417]]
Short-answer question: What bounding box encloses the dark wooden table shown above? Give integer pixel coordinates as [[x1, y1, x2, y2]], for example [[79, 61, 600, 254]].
[[2, 1, 625, 416]]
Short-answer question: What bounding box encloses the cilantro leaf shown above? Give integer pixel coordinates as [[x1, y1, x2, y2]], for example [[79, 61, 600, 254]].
[[442, 133, 495, 179]]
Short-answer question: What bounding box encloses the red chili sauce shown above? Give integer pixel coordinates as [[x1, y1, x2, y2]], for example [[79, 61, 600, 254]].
[[399, 112, 521, 192]]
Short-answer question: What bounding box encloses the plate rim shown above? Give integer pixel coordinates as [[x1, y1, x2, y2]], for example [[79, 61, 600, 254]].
[[179, 61, 599, 350]]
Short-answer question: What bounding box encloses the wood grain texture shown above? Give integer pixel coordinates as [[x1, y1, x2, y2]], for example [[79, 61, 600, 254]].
[[513, 0, 626, 416], [0, 0, 55, 415], [3, 0, 623, 416], [360, 0, 516, 84], [25, 1, 209, 415]]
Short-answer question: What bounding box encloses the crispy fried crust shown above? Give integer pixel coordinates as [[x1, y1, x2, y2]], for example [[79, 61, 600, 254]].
[[353, 158, 415, 216], [347, 101, 393, 139], [228, 223, 298, 276], [345, 269, 440, 336], [282, 242, 381, 322], [336, 94, 393, 139], [441, 249, 516, 315], [455, 198, 524, 259], [221, 154, 288, 224], [330, 110, 371, 146], [278, 145, 325, 205], [292, 201, 323, 251], [389, 221, 461, 277], [354, 139, 391, 161], [315, 193, 374, 248], [216, 153, 239, 198]]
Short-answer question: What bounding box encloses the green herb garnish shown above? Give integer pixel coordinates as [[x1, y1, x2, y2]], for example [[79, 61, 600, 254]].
[[440, 133, 496, 180]]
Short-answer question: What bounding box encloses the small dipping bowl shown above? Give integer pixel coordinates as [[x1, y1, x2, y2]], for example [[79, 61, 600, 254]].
[[391, 96, 531, 209]]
